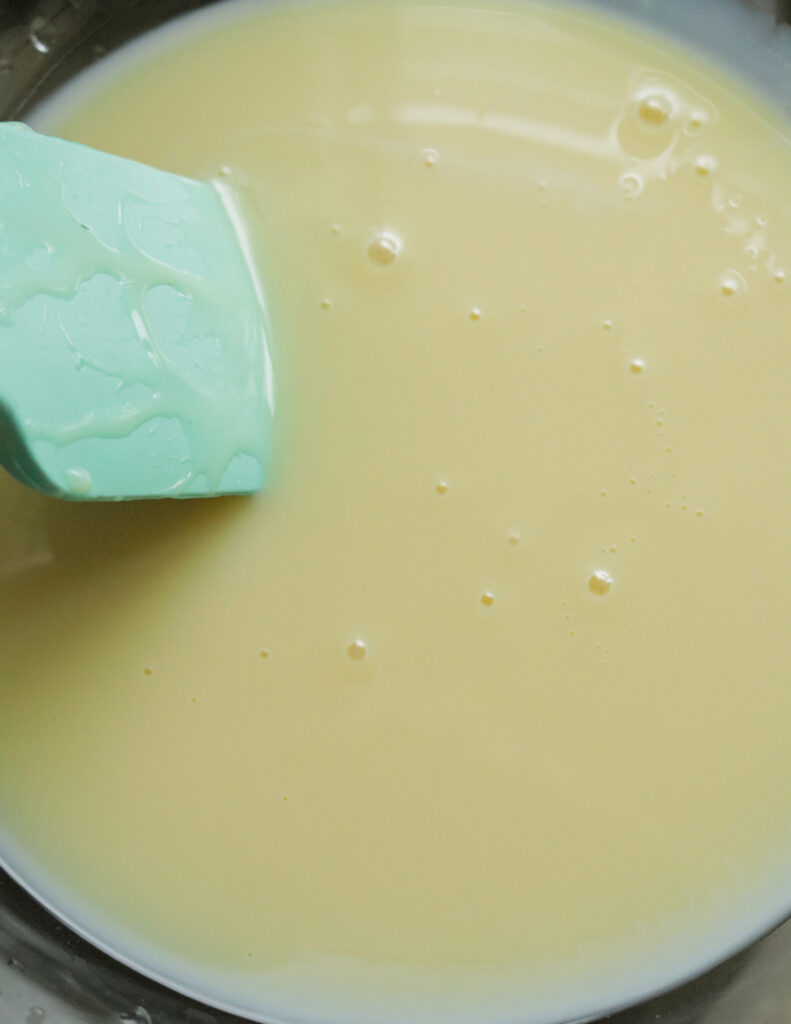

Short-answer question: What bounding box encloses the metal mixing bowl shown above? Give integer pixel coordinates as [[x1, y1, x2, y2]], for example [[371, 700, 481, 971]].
[[3, 1, 791, 1021]]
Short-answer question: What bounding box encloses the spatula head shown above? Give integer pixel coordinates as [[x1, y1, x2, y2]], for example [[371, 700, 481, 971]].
[[0, 122, 273, 500]]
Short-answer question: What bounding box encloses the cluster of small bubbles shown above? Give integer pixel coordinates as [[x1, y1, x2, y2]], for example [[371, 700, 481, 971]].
[[435, 480, 448, 495], [630, 358, 645, 374], [694, 155, 717, 177], [469, 307, 482, 322], [588, 570, 613, 596], [320, 298, 332, 310], [480, 592, 495, 607], [367, 231, 401, 267], [719, 270, 746, 297], [618, 171, 643, 200], [347, 639, 367, 661], [421, 148, 440, 168], [259, 649, 269, 659]]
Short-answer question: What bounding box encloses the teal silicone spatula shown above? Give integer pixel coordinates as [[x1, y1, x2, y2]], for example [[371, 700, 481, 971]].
[[0, 121, 273, 501]]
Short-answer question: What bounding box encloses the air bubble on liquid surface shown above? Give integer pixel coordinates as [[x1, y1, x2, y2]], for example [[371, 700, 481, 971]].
[[25, 1009, 46, 1024], [118, 1010, 153, 1024], [28, 17, 56, 54], [618, 172, 643, 200], [421, 148, 440, 168], [588, 570, 612, 596], [347, 639, 367, 661], [616, 84, 678, 159], [719, 270, 746, 297], [635, 88, 676, 128], [367, 231, 401, 267], [684, 108, 710, 137], [694, 155, 717, 177], [65, 467, 92, 496], [630, 358, 645, 374]]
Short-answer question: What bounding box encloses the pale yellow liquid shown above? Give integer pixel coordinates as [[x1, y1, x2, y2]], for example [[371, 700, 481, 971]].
[[3, 2, 791, 1021]]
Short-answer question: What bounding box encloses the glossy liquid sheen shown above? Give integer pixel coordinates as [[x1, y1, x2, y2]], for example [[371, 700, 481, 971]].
[[2, 1, 791, 1021]]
